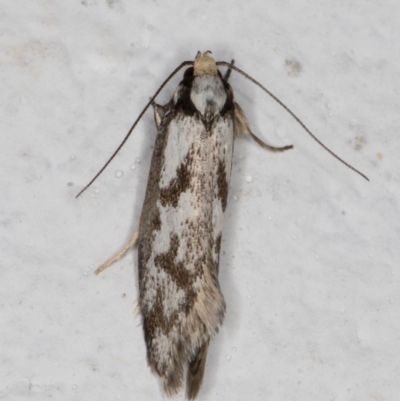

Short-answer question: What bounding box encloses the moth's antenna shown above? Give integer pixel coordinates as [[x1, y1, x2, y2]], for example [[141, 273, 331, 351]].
[[217, 61, 369, 181], [76, 60, 194, 198]]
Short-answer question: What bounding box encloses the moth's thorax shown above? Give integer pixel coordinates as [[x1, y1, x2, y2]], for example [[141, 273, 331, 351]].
[[190, 75, 227, 117]]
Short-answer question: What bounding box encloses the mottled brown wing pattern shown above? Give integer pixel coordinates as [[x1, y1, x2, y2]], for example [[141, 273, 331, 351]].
[[137, 52, 236, 399]]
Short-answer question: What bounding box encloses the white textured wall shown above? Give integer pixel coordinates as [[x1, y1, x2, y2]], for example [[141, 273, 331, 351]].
[[1, 1, 399, 400]]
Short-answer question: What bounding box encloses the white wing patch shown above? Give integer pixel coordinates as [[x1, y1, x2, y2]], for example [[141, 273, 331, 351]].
[[159, 118, 202, 188]]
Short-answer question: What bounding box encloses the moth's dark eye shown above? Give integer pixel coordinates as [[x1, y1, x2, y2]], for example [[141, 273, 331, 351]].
[[184, 67, 194, 79]]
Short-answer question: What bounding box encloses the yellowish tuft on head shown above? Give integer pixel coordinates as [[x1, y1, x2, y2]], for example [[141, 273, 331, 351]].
[[193, 51, 218, 76]]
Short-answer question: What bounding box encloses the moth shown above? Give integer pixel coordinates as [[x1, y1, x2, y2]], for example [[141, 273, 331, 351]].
[[78, 51, 367, 399]]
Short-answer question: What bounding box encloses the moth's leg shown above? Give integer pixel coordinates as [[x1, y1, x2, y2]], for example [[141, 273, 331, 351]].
[[187, 340, 210, 400], [152, 102, 165, 129], [248, 131, 293, 152], [223, 59, 235, 82], [234, 102, 293, 152], [95, 229, 139, 275]]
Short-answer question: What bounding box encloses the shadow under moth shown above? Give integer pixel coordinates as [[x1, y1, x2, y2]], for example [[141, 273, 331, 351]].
[[78, 51, 368, 399]]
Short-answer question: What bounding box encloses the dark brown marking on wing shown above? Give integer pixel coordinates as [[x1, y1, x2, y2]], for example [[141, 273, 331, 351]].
[[143, 289, 167, 349], [214, 234, 222, 272], [159, 147, 195, 208], [143, 236, 195, 362], [216, 160, 228, 212], [155, 235, 192, 293], [152, 207, 162, 231], [143, 288, 185, 380]]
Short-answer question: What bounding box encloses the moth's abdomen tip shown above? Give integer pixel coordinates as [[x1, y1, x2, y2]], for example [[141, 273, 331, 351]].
[[186, 341, 209, 400]]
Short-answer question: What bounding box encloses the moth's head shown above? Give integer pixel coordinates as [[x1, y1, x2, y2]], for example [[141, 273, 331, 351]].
[[193, 50, 218, 77]]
